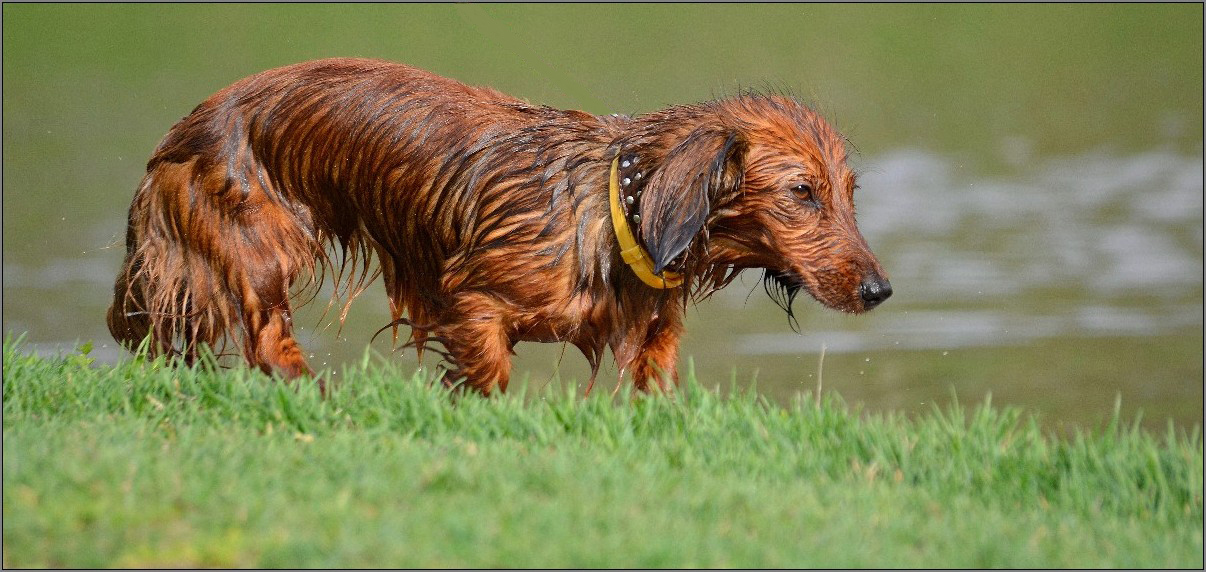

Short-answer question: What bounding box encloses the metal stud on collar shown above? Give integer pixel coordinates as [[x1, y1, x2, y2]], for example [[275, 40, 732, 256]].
[[616, 154, 647, 226]]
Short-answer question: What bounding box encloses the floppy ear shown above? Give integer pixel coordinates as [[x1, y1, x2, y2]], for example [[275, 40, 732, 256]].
[[636, 129, 745, 274]]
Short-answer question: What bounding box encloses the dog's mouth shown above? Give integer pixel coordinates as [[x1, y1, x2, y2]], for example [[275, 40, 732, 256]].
[[763, 266, 881, 325]]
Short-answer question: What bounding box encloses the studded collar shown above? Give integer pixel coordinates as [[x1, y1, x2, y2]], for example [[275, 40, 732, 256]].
[[608, 153, 683, 289]]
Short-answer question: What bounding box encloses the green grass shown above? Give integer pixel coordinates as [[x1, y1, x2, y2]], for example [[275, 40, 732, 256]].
[[3, 337, 1202, 568]]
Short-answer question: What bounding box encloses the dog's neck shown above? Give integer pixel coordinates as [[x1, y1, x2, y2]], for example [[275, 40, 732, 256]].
[[599, 104, 745, 299]]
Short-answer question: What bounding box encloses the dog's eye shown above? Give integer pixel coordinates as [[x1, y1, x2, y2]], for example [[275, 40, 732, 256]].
[[790, 183, 819, 208]]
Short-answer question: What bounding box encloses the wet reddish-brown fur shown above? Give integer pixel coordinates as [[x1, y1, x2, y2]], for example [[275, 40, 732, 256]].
[[107, 58, 888, 394]]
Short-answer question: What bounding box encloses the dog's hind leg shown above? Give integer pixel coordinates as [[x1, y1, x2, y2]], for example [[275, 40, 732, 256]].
[[189, 158, 319, 382], [225, 214, 320, 382], [236, 278, 312, 380], [115, 127, 325, 385]]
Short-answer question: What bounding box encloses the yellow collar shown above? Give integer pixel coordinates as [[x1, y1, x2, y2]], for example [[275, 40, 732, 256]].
[[608, 155, 684, 289]]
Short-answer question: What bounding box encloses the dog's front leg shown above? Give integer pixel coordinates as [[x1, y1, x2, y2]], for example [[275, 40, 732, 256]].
[[433, 292, 514, 395], [631, 309, 684, 392]]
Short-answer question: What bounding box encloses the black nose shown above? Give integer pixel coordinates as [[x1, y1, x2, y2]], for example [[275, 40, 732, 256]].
[[859, 274, 893, 309]]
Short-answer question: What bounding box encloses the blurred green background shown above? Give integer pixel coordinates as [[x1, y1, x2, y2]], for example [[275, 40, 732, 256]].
[[3, 4, 1201, 431]]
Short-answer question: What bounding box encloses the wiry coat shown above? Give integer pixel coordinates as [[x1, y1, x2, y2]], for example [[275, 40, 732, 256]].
[[107, 58, 891, 394]]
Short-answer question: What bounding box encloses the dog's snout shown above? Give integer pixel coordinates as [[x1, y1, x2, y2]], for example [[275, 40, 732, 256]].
[[859, 274, 893, 309]]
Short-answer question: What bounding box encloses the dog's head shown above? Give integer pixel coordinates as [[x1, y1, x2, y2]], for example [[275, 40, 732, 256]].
[[628, 94, 890, 316]]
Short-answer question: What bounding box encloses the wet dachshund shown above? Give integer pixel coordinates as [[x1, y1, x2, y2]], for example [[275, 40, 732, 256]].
[[107, 58, 891, 394]]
